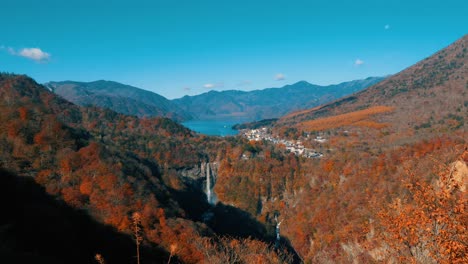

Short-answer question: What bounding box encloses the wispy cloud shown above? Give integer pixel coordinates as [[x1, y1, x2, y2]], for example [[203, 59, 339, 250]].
[[384, 24, 390, 30], [203, 82, 224, 89], [0, 45, 15, 55], [275, 73, 285, 81], [236, 80, 251, 87], [1, 46, 51, 62], [354, 59, 364, 66], [183, 87, 191, 91]]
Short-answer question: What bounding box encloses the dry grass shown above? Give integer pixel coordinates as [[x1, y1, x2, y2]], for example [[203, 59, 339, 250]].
[[297, 106, 394, 131]]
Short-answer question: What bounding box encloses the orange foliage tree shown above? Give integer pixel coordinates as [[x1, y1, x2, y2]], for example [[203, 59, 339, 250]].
[[378, 155, 467, 263]]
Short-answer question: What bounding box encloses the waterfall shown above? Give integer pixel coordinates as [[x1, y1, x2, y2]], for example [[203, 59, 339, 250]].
[[275, 215, 282, 248], [202, 162, 215, 222], [206, 162, 212, 204]]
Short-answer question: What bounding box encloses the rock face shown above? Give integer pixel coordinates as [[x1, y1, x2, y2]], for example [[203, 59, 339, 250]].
[[449, 159, 468, 192], [177, 161, 219, 203]]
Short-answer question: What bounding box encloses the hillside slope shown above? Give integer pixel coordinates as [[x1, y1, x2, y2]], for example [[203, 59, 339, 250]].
[[278, 35, 468, 138], [173, 77, 384, 121], [46, 80, 191, 121], [214, 35, 467, 263], [0, 73, 297, 263]]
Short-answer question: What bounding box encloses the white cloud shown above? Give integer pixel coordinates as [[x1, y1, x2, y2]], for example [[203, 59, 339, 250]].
[[275, 73, 285, 81], [203, 82, 224, 89], [1, 46, 51, 62], [384, 24, 390, 30], [18, 48, 50, 62], [354, 59, 364, 66]]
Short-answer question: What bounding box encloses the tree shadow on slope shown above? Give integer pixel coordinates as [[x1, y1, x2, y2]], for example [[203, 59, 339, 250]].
[[0, 168, 171, 264]]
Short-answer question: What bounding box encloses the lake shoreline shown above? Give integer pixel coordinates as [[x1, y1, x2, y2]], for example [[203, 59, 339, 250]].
[[182, 120, 242, 136]]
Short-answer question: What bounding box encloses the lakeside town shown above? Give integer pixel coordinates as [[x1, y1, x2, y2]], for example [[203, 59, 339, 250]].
[[240, 127, 325, 158]]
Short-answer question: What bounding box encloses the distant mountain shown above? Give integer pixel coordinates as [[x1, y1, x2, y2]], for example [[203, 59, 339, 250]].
[[46, 78, 384, 124], [276, 34, 468, 138], [173, 77, 385, 121], [45, 80, 191, 121]]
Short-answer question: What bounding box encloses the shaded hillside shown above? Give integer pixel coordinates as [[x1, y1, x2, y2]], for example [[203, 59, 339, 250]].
[[0, 73, 294, 263], [0, 73, 204, 262], [0, 168, 171, 264], [46, 80, 191, 121], [173, 77, 384, 121], [277, 34, 468, 138]]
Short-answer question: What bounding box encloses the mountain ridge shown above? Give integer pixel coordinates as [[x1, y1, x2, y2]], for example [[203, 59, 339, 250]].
[[45, 80, 192, 122], [173, 76, 385, 121], [46, 77, 384, 124], [276, 34, 468, 138]]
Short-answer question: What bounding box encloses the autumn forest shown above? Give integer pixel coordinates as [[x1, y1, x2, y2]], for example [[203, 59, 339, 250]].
[[1, 35, 467, 264]]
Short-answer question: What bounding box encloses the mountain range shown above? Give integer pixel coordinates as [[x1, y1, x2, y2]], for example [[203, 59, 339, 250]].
[[46, 77, 385, 123], [173, 77, 384, 121]]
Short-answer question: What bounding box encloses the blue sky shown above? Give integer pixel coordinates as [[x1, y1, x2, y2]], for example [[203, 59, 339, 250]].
[[1, 0, 467, 99]]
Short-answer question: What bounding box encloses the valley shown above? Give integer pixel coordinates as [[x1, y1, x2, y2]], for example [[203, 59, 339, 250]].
[[1, 16, 467, 264]]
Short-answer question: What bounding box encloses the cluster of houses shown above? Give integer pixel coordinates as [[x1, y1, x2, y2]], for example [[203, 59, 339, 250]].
[[241, 127, 324, 158]]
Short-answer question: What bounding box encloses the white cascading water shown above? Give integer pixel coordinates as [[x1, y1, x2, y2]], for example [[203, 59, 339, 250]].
[[275, 215, 282, 248], [276, 220, 282, 240], [206, 162, 212, 204]]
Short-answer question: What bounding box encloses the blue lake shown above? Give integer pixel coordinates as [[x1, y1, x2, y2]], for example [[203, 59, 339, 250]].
[[182, 120, 240, 136]]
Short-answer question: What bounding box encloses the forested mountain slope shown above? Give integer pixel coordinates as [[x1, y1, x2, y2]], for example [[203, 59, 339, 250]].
[[46, 80, 191, 121], [214, 35, 468, 263], [277, 34, 468, 138], [0, 74, 296, 263]]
